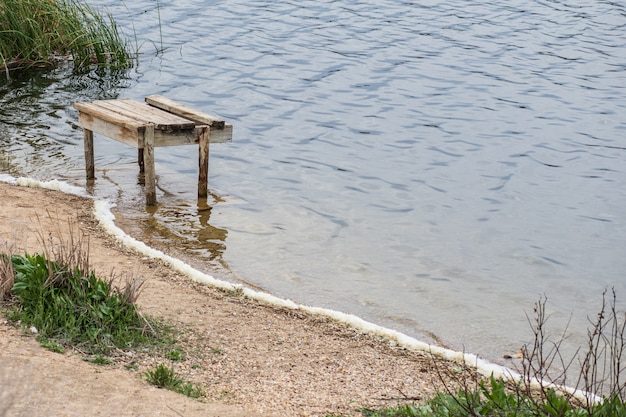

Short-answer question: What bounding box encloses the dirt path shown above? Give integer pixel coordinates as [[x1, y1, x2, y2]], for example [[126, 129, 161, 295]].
[[0, 181, 458, 417]]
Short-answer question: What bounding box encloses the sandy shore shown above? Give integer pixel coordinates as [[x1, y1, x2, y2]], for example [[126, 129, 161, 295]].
[[0, 180, 474, 416]]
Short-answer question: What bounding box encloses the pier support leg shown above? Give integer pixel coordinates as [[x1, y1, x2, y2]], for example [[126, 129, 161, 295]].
[[143, 124, 156, 205], [83, 129, 94, 179], [198, 126, 210, 198]]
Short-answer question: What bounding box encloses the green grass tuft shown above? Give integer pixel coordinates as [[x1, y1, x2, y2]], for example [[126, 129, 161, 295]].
[[8, 252, 152, 354], [84, 355, 113, 366], [38, 337, 65, 354], [167, 349, 185, 362], [359, 376, 626, 417], [145, 363, 204, 399]]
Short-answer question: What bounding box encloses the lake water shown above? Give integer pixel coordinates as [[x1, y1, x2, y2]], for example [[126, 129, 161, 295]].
[[1, 0, 625, 365]]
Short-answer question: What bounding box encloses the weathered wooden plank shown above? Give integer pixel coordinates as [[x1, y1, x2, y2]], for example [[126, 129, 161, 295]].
[[145, 95, 232, 142], [153, 128, 200, 147], [151, 125, 231, 146], [83, 129, 95, 179], [78, 112, 142, 147], [208, 124, 233, 143], [198, 126, 209, 198], [96, 99, 195, 130], [144, 124, 156, 205], [74, 102, 145, 131], [78, 115, 229, 148], [145, 95, 226, 129]]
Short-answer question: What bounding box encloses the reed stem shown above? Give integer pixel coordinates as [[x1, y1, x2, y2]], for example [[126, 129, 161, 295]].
[[0, 0, 133, 73]]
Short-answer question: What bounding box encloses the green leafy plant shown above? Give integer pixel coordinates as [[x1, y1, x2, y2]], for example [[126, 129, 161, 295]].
[[145, 363, 204, 399], [177, 381, 205, 399], [360, 381, 626, 416], [8, 252, 151, 354], [362, 291, 626, 417], [84, 355, 113, 366], [38, 337, 65, 354], [145, 362, 177, 388], [167, 349, 185, 362]]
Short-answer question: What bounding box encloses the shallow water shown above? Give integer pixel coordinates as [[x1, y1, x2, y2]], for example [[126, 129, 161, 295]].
[[1, 0, 625, 364]]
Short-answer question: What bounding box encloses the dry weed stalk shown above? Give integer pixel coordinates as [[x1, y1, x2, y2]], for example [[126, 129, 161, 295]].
[[519, 295, 580, 403], [0, 225, 26, 299], [577, 289, 626, 406], [425, 291, 625, 416], [518, 290, 625, 411], [33, 210, 146, 302], [107, 267, 146, 307], [36, 210, 91, 282], [0, 238, 18, 300]]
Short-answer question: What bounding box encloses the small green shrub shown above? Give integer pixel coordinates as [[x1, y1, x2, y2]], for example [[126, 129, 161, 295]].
[[8, 253, 151, 354], [145, 363, 204, 399], [167, 349, 185, 362], [145, 362, 177, 388], [38, 337, 65, 354], [361, 375, 626, 417], [177, 381, 205, 399], [84, 355, 112, 366]]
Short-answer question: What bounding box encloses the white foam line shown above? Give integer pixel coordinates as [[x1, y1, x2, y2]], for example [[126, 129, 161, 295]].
[[3, 175, 601, 403], [14, 176, 87, 196], [92, 200, 520, 382], [0, 174, 17, 184], [95, 200, 603, 402]]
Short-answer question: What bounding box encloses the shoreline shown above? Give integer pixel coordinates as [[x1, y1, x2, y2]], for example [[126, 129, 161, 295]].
[[6, 175, 516, 377], [0, 176, 515, 416]]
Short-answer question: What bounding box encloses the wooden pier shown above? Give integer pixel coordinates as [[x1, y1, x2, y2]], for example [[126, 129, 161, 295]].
[[73, 95, 232, 205]]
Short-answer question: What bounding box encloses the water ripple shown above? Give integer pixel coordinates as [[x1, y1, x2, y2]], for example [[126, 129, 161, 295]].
[[1, 0, 625, 362]]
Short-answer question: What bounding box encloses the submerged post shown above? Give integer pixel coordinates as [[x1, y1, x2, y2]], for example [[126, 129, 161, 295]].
[[143, 124, 156, 205], [198, 126, 210, 198], [83, 128, 94, 179]]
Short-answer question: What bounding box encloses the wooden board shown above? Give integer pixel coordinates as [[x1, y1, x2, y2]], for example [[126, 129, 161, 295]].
[[77, 111, 143, 147], [145, 95, 226, 128], [205, 124, 233, 144], [145, 95, 233, 143], [75, 99, 196, 130], [74, 101, 146, 131]]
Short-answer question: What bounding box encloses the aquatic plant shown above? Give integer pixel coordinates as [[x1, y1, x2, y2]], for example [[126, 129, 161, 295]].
[[0, 0, 133, 73]]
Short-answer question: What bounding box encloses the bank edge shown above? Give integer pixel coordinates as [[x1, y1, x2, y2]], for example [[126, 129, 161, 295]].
[[1, 175, 600, 403]]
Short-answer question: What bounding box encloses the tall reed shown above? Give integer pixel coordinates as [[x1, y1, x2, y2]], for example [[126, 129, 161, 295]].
[[0, 0, 133, 72]]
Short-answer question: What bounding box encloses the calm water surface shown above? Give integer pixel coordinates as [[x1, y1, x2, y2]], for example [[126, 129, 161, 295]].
[[1, 0, 625, 363]]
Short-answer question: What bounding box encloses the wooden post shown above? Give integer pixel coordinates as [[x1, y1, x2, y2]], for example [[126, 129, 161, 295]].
[[83, 128, 95, 179], [143, 124, 156, 205], [198, 126, 210, 198]]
